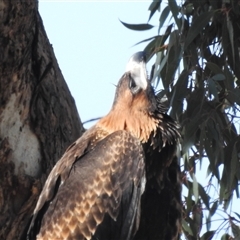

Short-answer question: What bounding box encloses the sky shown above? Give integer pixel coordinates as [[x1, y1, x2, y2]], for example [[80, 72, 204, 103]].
[[39, 1, 158, 128]]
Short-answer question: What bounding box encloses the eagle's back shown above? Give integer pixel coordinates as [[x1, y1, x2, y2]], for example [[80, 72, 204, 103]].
[[28, 130, 145, 240]]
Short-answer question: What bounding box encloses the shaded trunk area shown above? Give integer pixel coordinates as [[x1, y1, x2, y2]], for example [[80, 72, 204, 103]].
[[0, 1, 84, 239]]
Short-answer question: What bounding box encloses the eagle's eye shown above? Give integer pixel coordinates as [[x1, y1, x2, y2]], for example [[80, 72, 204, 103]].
[[129, 75, 141, 95]]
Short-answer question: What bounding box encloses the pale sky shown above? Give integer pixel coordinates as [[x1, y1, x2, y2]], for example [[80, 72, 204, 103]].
[[39, 1, 157, 128]]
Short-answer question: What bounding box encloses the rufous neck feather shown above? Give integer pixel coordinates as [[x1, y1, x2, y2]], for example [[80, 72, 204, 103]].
[[97, 108, 159, 143]]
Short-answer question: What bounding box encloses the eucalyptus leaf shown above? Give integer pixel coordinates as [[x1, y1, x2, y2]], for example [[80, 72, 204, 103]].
[[158, 5, 170, 32], [210, 201, 218, 217], [148, 0, 161, 22], [212, 73, 226, 81], [226, 14, 235, 66], [120, 20, 154, 31], [198, 183, 210, 210], [168, 0, 181, 29], [231, 220, 240, 238], [200, 230, 216, 240], [206, 62, 223, 75], [184, 11, 214, 50], [192, 173, 199, 202]]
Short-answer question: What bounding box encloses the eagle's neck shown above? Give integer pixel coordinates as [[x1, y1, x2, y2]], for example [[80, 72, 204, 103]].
[[96, 106, 179, 151], [97, 108, 159, 143]]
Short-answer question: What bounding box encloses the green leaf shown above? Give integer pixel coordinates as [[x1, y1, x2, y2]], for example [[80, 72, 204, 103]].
[[185, 181, 194, 216], [221, 234, 233, 240], [143, 36, 166, 62], [198, 183, 210, 210], [148, 0, 161, 22], [206, 62, 223, 74], [133, 35, 159, 46], [210, 200, 218, 217], [231, 89, 240, 106], [226, 14, 235, 66], [199, 123, 206, 165], [184, 11, 214, 50], [223, 194, 232, 211], [182, 219, 193, 236], [208, 78, 219, 101], [230, 143, 238, 193], [158, 5, 170, 32], [192, 173, 199, 202], [182, 116, 199, 153], [192, 203, 203, 236], [165, 30, 182, 88], [120, 20, 154, 31], [200, 230, 216, 240], [231, 220, 240, 238], [212, 73, 226, 81], [170, 69, 189, 117], [234, 212, 240, 220], [168, 0, 181, 29], [151, 51, 168, 85], [219, 169, 228, 203], [224, 65, 234, 91], [205, 137, 220, 180], [206, 214, 211, 232]]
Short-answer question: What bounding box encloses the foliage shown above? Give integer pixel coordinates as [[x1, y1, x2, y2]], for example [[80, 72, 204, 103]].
[[122, 0, 240, 239]]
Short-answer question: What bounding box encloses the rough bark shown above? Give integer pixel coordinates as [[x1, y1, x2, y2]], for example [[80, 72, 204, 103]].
[[0, 1, 84, 239]]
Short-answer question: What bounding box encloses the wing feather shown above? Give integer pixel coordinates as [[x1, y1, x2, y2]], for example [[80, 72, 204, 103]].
[[28, 130, 145, 240]]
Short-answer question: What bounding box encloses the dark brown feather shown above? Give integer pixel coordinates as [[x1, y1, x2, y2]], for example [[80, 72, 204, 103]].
[[28, 130, 145, 240]]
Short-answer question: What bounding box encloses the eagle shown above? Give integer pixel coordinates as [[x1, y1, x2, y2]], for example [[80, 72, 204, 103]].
[[27, 52, 182, 240]]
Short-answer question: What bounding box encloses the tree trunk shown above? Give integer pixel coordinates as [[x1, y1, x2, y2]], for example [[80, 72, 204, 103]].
[[0, 1, 84, 239]]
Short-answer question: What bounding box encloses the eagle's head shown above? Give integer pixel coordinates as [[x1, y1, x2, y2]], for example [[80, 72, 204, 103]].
[[112, 51, 157, 114], [99, 51, 159, 142]]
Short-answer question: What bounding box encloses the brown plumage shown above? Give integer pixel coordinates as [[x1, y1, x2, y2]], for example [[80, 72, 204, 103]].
[[27, 52, 181, 240]]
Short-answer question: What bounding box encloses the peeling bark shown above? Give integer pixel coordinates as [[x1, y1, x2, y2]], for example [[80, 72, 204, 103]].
[[0, 1, 84, 239]]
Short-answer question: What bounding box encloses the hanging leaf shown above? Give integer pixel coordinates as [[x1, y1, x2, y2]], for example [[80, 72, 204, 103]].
[[206, 214, 211, 232], [120, 20, 154, 31], [158, 5, 170, 32], [184, 11, 214, 50], [229, 144, 238, 194], [148, 0, 161, 22], [234, 212, 240, 220], [170, 69, 189, 117], [221, 234, 233, 240], [226, 14, 235, 66], [209, 200, 218, 217], [133, 35, 160, 47], [206, 62, 223, 75], [151, 51, 166, 85], [208, 78, 219, 101], [198, 183, 210, 210], [168, 0, 181, 29], [230, 220, 240, 238], [182, 111, 201, 153], [143, 24, 173, 62], [143, 36, 166, 62], [212, 74, 226, 81], [224, 64, 235, 91], [182, 219, 194, 236], [192, 203, 203, 236], [192, 173, 199, 202], [165, 30, 182, 87], [231, 89, 240, 106], [200, 230, 216, 240]]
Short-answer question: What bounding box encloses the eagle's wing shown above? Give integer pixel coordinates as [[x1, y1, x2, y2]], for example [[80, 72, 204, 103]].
[[27, 130, 145, 240]]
